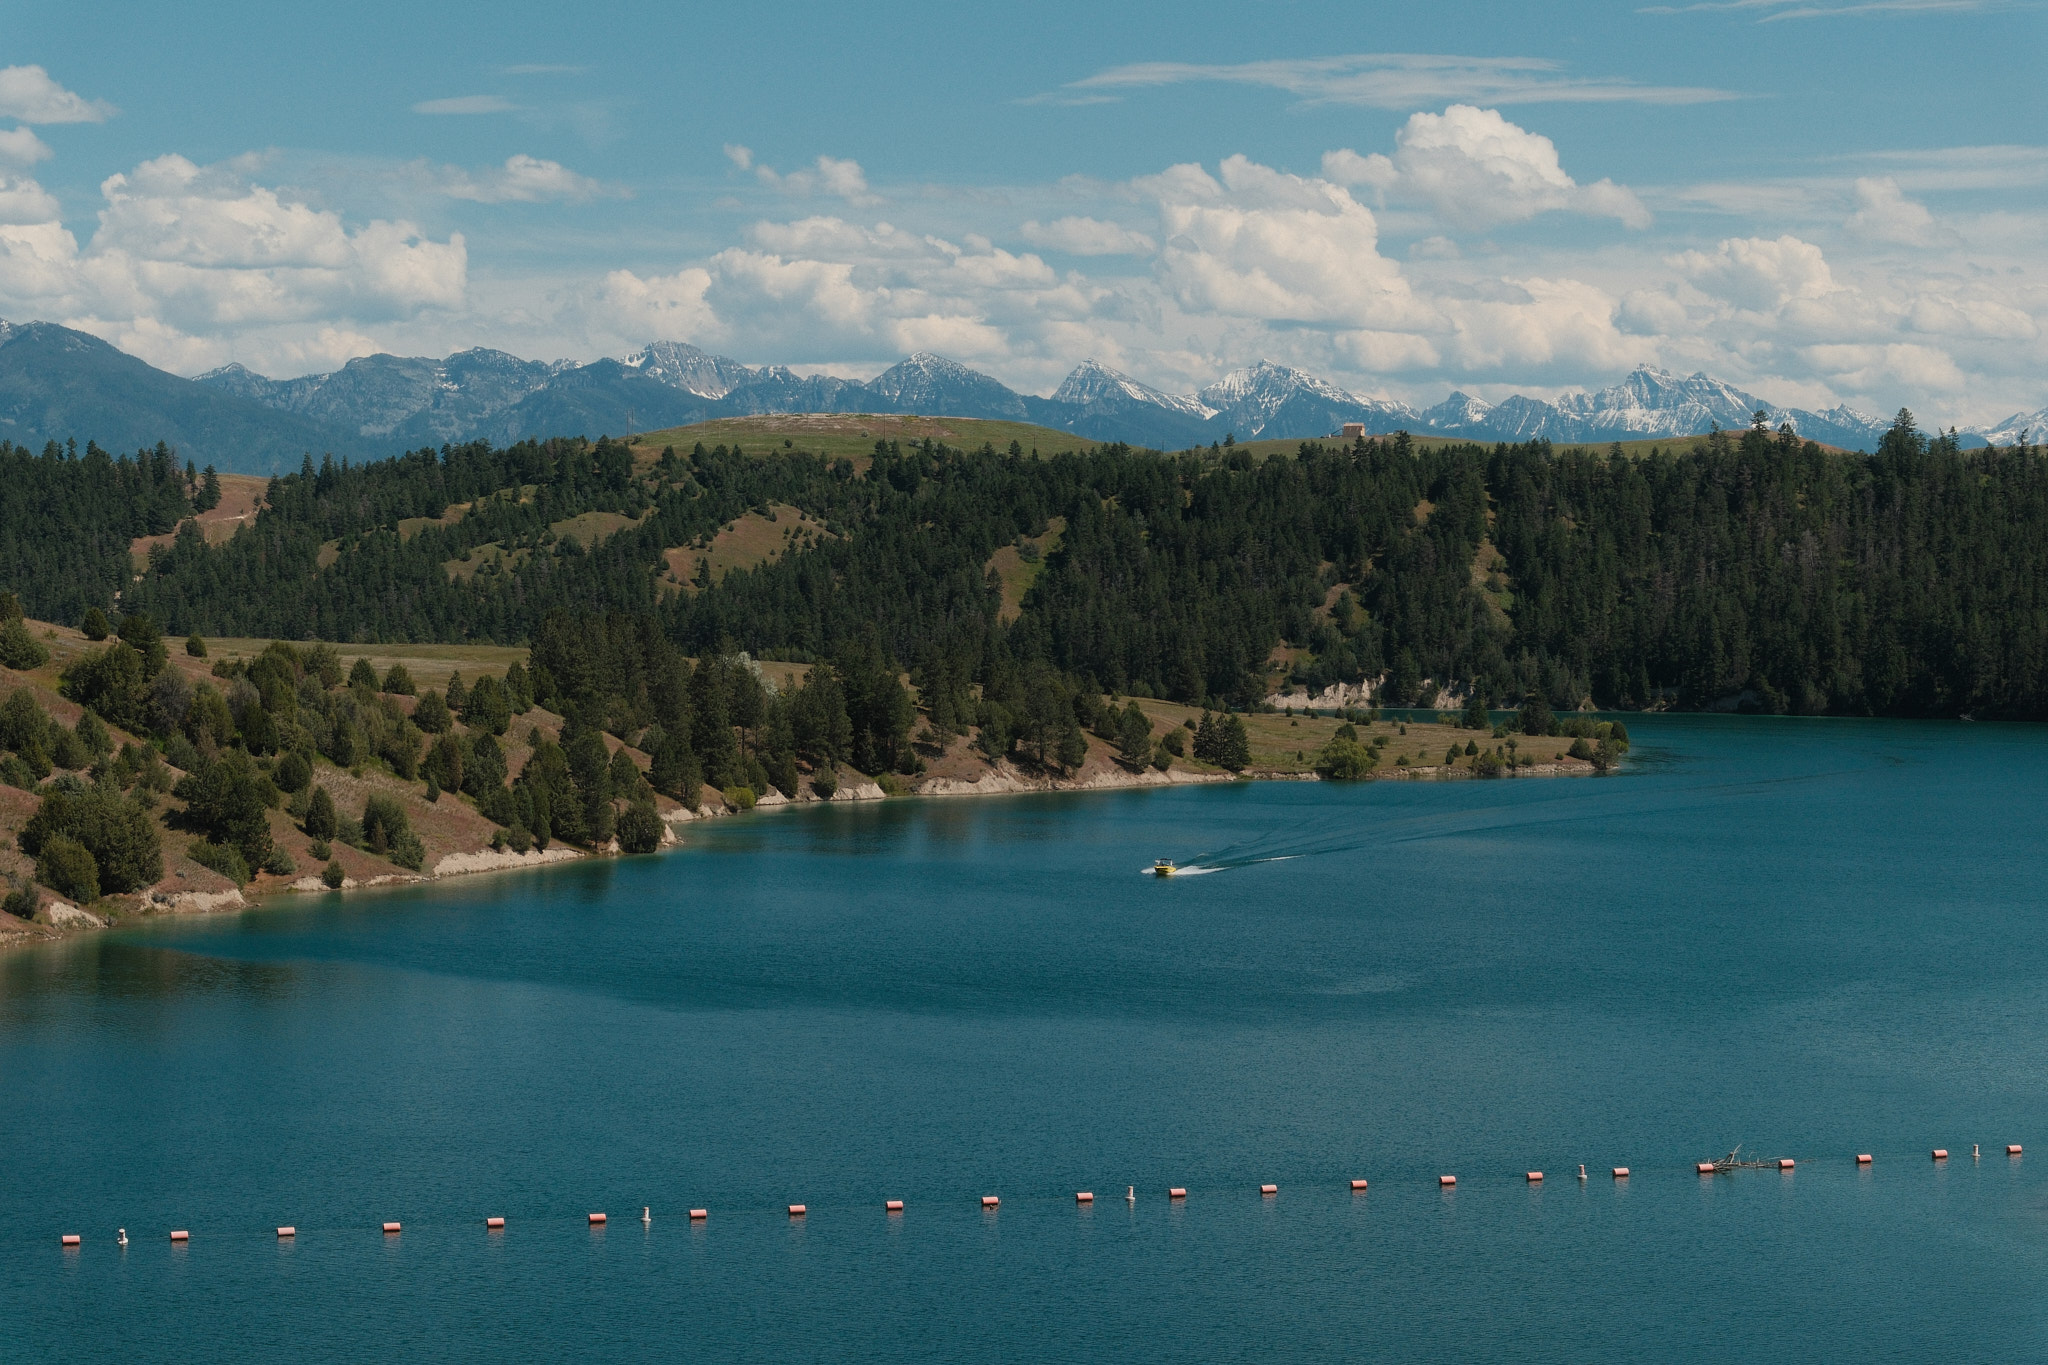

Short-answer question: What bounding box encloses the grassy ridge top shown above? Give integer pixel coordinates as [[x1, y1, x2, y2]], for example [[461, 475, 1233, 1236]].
[[633, 412, 1839, 467], [631, 413, 1088, 464]]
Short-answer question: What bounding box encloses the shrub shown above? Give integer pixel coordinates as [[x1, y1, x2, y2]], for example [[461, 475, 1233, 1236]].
[[1160, 728, 1185, 757], [185, 634, 207, 658], [2, 879, 35, 919], [0, 617, 49, 670], [189, 840, 250, 886], [381, 663, 415, 696], [177, 749, 274, 866], [52, 729, 90, 770], [1567, 737, 1594, 761], [36, 834, 100, 901], [20, 782, 162, 893], [321, 859, 345, 889], [616, 802, 663, 854], [723, 784, 756, 811], [361, 793, 408, 854], [307, 838, 331, 861], [262, 848, 296, 877], [462, 674, 511, 736], [412, 689, 452, 734], [60, 643, 148, 733], [1315, 737, 1378, 780], [274, 749, 311, 794], [74, 708, 111, 758], [0, 754, 31, 789], [304, 785, 337, 839], [347, 658, 378, 690], [1472, 749, 1506, 779], [810, 766, 837, 799], [80, 607, 110, 641]]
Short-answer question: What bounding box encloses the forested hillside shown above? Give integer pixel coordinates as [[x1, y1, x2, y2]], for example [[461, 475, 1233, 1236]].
[[7, 410, 2048, 720]]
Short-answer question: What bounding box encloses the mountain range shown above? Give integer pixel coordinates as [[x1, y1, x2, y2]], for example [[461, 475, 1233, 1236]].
[[0, 317, 2037, 474]]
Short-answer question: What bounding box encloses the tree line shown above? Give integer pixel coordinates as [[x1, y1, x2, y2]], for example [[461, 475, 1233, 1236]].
[[8, 411, 2048, 718]]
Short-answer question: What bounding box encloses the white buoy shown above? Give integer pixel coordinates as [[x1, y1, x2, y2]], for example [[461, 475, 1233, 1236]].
[[1578, 1165, 1587, 1181], [642, 1206, 651, 1225], [1126, 1186, 1135, 1203], [117, 1228, 128, 1247]]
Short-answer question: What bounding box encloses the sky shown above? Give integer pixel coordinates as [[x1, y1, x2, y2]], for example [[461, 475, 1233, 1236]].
[[1, 0, 2044, 424]]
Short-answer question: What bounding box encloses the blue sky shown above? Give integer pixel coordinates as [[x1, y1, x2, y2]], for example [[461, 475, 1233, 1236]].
[[2, 0, 2044, 422]]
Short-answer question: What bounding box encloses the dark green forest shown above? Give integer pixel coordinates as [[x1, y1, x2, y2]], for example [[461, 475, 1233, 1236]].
[[9, 411, 2048, 720]]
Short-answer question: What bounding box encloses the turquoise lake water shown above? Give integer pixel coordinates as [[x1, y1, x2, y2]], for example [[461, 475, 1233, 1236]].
[[5, 715, 2048, 1361]]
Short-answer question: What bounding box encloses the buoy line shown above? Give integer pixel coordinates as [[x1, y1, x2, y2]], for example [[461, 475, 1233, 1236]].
[[47, 1146, 2026, 1247]]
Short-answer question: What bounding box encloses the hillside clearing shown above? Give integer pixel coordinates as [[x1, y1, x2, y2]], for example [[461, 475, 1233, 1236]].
[[130, 472, 270, 571], [985, 516, 1066, 622], [664, 503, 832, 592]]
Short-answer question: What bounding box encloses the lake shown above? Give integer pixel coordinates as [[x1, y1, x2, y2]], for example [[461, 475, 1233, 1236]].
[[5, 715, 2047, 1362]]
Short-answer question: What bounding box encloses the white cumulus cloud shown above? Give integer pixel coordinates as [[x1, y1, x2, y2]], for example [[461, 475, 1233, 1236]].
[[435, 154, 609, 203], [0, 65, 114, 123], [1674, 234, 1836, 311], [1146, 155, 1429, 328], [1322, 105, 1650, 231], [0, 127, 52, 166], [752, 155, 875, 204], [1845, 176, 1946, 246], [0, 154, 465, 372]]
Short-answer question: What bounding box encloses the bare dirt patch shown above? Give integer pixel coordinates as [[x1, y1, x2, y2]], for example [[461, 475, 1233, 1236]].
[[131, 472, 271, 571]]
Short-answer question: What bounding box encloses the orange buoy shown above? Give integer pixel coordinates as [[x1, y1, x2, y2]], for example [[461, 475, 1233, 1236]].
[[383, 1222, 401, 1234], [486, 1217, 505, 1229], [1439, 1175, 1456, 1187], [277, 1226, 296, 1238], [61, 1234, 80, 1247], [1350, 1179, 1369, 1191], [1697, 1163, 1715, 1174], [588, 1213, 606, 1225], [1779, 1158, 1795, 1170], [689, 1209, 707, 1220], [788, 1205, 806, 1217], [1527, 1171, 1543, 1182], [2009, 1145, 2024, 1155], [170, 1230, 189, 1242], [1075, 1192, 1093, 1203], [1259, 1184, 1277, 1196], [885, 1200, 904, 1213], [1857, 1154, 1872, 1164], [1933, 1149, 1949, 1161], [1612, 1167, 1629, 1179], [981, 1196, 1000, 1208], [1169, 1188, 1187, 1199]]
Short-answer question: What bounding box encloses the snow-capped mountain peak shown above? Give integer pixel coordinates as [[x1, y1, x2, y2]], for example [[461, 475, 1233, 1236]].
[[625, 340, 760, 400], [1052, 359, 1217, 419]]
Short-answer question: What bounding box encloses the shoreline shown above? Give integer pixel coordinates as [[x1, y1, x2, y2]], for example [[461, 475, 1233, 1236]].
[[0, 752, 1601, 953]]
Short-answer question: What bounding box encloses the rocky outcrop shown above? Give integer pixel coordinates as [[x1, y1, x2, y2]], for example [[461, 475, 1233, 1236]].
[[913, 762, 1232, 797], [143, 888, 248, 914], [1265, 680, 1376, 711], [431, 847, 583, 878], [40, 901, 103, 929]]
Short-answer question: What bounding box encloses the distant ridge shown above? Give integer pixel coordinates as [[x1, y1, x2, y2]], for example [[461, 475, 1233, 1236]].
[[0, 316, 2017, 473]]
